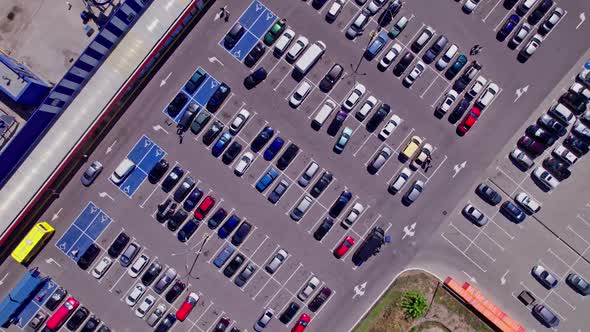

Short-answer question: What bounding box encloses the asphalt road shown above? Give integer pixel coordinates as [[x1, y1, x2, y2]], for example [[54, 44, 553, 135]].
[[1, 0, 589, 331]]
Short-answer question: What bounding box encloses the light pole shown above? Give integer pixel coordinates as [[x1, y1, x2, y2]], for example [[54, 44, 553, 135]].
[[187, 233, 210, 279], [348, 30, 377, 79]]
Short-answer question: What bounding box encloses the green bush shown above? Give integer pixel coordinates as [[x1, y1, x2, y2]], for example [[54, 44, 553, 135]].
[[400, 291, 428, 321]]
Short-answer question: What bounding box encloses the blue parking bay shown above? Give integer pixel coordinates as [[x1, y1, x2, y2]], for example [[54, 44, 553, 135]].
[[194, 76, 220, 106], [138, 145, 166, 173], [239, 0, 266, 29], [68, 233, 94, 261], [15, 279, 58, 328], [86, 211, 111, 240], [73, 202, 100, 231], [128, 135, 154, 165], [119, 168, 147, 197], [250, 10, 276, 38], [56, 226, 82, 254], [231, 32, 259, 61]]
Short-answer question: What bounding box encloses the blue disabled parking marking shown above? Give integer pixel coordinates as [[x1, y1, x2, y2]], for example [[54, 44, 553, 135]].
[[250, 9, 276, 38], [232, 32, 259, 61], [14, 279, 58, 328], [194, 76, 220, 106], [73, 202, 100, 231], [86, 212, 112, 240], [138, 145, 166, 173], [55, 226, 82, 255], [68, 233, 94, 262], [239, 0, 267, 29], [120, 168, 148, 198], [127, 135, 154, 165]]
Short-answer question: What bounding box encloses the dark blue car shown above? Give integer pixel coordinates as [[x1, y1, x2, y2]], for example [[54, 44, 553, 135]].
[[263, 137, 285, 161], [251, 126, 274, 152], [212, 132, 232, 157], [498, 14, 519, 41], [218, 215, 241, 239], [207, 83, 231, 113], [329, 190, 352, 218], [256, 168, 279, 192], [177, 218, 200, 242], [183, 187, 203, 211]]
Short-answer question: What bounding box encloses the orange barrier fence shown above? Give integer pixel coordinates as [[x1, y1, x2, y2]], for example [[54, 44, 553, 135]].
[[444, 276, 525, 332]]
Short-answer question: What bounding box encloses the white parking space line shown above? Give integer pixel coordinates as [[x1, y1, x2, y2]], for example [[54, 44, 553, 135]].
[[449, 223, 496, 262], [264, 262, 303, 307], [516, 282, 568, 321], [189, 301, 213, 332], [576, 214, 590, 227], [440, 231, 488, 272], [205, 310, 226, 332], [482, 0, 503, 22]]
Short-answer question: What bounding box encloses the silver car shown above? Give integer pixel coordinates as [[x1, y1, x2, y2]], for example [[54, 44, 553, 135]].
[[147, 304, 166, 327], [154, 267, 177, 294], [403, 180, 424, 205], [463, 204, 488, 226], [265, 249, 288, 274], [81, 161, 103, 186], [532, 265, 558, 289]]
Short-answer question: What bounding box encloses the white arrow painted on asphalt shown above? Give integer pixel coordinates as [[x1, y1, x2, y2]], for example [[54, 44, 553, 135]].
[[208, 56, 224, 66], [98, 192, 115, 201], [106, 140, 117, 154], [153, 125, 169, 134], [452, 161, 467, 178], [513, 85, 529, 103], [0, 272, 9, 285], [500, 269, 509, 285], [353, 281, 367, 299], [160, 72, 172, 87], [402, 222, 417, 240], [577, 12, 586, 30], [45, 258, 62, 268], [51, 208, 63, 222]]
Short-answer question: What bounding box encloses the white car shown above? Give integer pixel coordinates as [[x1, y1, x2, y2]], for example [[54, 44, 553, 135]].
[[573, 120, 590, 140], [569, 82, 590, 100], [135, 295, 155, 318], [476, 83, 499, 109], [411, 143, 433, 170], [345, 10, 370, 39], [229, 109, 251, 134], [326, 0, 345, 21], [128, 253, 149, 278], [92, 256, 113, 279], [389, 167, 412, 194], [126, 283, 146, 306], [378, 43, 402, 70], [234, 152, 254, 176], [553, 144, 578, 165], [514, 192, 541, 214], [110, 158, 135, 184], [355, 96, 377, 120], [289, 81, 312, 107], [532, 166, 560, 190], [274, 29, 295, 55], [366, 0, 387, 14], [403, 61, 426, 87], [436, 44, 458, 71], [286, 36, 309, 62], [343, 83, 366, 111], [467, 76, 487, 99], [462, 0, 480, 13], [254, 308, 274, 332], [437, 90, 459, 115], [540, 7, 564, 34], [342, 203, 364, 228], [519, 34, 543, 60], [298, 276, 320, 301], [378, 114, 401, 140], [510, 23, 531, 47]]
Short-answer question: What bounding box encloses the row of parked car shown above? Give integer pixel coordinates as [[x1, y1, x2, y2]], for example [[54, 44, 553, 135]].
[[511, 68, 590, 191]]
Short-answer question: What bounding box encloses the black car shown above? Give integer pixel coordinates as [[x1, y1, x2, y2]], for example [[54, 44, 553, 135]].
[[564, 134, 589, 156], [165, 280, 186, 303], [526, 125, 557, 146], [377, 0, 402, 27], [366, 104, 391, 132], [157, 199, 177, 222], [97, 325, 110, 332], [543, 158, 571, 180], [538, 115, 567, 136], [559, 92, 587, 115], [327, 110, 347, 136], [190, 111, 211, 135], [77, 244, 100, 270], [503, 0, 519, 9], [475, 183, 502, 206], [222, 141, 242, 165], [177, 218, 199, 242], [244, 42, 266, 67], [183, 187, 203, 211], [231, 222, 252, 246], [277, 143, 299, 170], [155, 313, 176, 332], [244, 67, 267, 89], [161, 166, 185, 193], [223, 254, 245, 278], [177, 103, 199, 133], [393, 52, 415, 76], [313, 217, 334, 241], [45, 287, 67, 311], [207, 207, 228, 229], [422, 35, 448, 64], [184, 68, 207, 95], [453, 76, 469, 93], [167, 93, 188, 117], [329, 191, 352, 218], [279, 302, 301, 324], [268, 180, 289, 204], [310, 172, 333, 198], [207, 83, 231, 113], [319, 64, 344, 92], [308, 287, 332, 312], [141, 261, 163, 286], [202, 121, 224, 146], [251, 126, 274, 152], [148, 159, 170, 184], [66, 307, 89, 331], [173, 176, 196, 203], [167, 209, 189, 232], [80, 315, 100, 332], [224, 23, 245, 50], [528, 0, 554, 25], [108, 232, 130, 258], [448, 98, 470, 124]]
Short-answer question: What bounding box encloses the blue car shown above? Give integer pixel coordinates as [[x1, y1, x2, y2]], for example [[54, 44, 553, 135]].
[[445, 54, 468, 80], [183, 187, 203, 211], [177, 218, 200, 242], [501, 201, 526, 223], [207, 83, 231, 113], [329, 190, 352, 218], [498, 14, 519, 41], [364, 31, 389, 60], [263, 137, 285, 161], [256, 168, 279, 192], [213, 244, 235, 268], [218, 215, 241, 239], [212, 132, 232, 157]]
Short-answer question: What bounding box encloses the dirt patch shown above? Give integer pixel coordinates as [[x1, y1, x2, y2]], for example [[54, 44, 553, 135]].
[[352, 270, 493, 332]]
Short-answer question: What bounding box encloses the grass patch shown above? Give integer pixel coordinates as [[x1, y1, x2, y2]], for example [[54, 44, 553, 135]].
[[409, 320, 452, 332], [434, 287, 492, 332]]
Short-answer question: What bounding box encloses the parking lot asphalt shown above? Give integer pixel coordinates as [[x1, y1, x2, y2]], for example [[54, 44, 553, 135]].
[[1, 0, 590, 331]]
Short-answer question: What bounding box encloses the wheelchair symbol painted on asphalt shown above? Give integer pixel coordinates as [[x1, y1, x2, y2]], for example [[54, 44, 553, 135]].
[[211, 80, 218, 89], [144, 139, 152, 148], [234, 50, 241, 58], [255, 3, 263, 11], [101, 215, 108, 223], [59, 242, 67, 251], [90, 206, 98, 214], [155, 149, 163, 157], [123, 186, 131, 194], [266, 13, 273, 20]]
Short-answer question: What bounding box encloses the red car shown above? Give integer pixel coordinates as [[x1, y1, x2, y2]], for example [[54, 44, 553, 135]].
[[334, 236, 355, 258], [194, 195, 215, 220], [45, 297, 79, 330], [457, 107, 481, 135], [291, 313, 310, 332], [176, 292, 199, 321]]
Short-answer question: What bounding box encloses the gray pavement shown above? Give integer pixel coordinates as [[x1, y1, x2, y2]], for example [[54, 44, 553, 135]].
[[1, 0, 590, 331]]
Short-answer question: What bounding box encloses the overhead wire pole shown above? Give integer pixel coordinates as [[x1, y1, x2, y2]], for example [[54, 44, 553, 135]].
[[187, 233, 211, 279]]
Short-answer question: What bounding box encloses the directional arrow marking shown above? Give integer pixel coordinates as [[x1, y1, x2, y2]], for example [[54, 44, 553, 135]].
[[51, 208, 63, 221], [402, 222, 417, 240], [452, 161, 467, 178], [577, 12, 586, 30], [353, 281, 367, 299]]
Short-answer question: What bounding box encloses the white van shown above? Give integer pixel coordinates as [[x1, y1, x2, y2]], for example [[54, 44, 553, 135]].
[[312, 100, 336, 130], [298, 162, 320, 187], [294, 41, 326, 75], [110, 158, 135, 184], [476, 83, 499, 109], [436, 44, 458, 70], [548, 103, 575, 124], [92, 256, 113, 279], [274, 29, 295, 55]]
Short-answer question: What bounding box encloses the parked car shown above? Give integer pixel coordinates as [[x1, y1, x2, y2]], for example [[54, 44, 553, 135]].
[[368, 146, 392, 174], [308, 287, 332, 312], [206, 83, 231, 113], [66, 306, 89, 331], [497, 14, 519, 41], [342, 203, 364, 229], [289, 81, 312, 108], [448, 98, 470, 123], [234, 151, 254, 176], [218, 215, 242, 239], [194, 195, 215, 220], [177, 102, 199, 132], [265, 249, 288, 274], [310, 171, 333, 198], [388, 167, 412, 194], [319, 64, 344, 92], [223, 253, 245, 278], [518, 34, 543, 62], [526, 125, 557, 146], [564, 134, 589, 156], [326, 0, 345, 22], [436, 90, 459, 117], [532, 304, 560, 328], [403, 180, 424, 205], [291, 314, 311, 332], [108, 232, 130, 258], [514, 192, 541, 214], [173, 176, 196, 203], [45, 287, 68, 311], [378, 0, 402, 26], [154, 267, 177, 294], [364, 31, 389, 60], [251, 126, 274, 152], [207, 207, 227, 229], [463, 204, 488, 226], [126, 284, 146, 306], [539, 7, 564, 35], [334, 236, 355, 258], [147, 304, 166, 327], [560, 92, 587, 115], [244, 67, 268, 89], [313, 217, 334, 241], [500, 201, 526, 223], [378, 43, 402, 70], [543, 157, 571, 180], [457, 107, 481, 135], [329, 191, 352, 218], [136, 295, 155, 318], [403, 61, 426, 87], [566, 273, 590, 296], [26, 311, 47, 332], [378, 114, 401, 140], [81, 161, 103, 186], [268, 179, 290, 204], [229, 109, 251, 134], [279, 302, 300, 324], [110, 158, 135, 185], [334, 127, 353, 154], [476, 183, 501, 206], [528, 0, 554, 25], [45, 297, 79, 331], [213, 317, 231, 332], [388, 15, 408, 39], [509, 23, 531, 48], [423, 35, 448, 64], [183, 187, 203, 211], [286, 36, 309, 62], [366, 104, 391, 132], [298, 276, 320, 301], [291, 195, 314, 221], [327, 110, 348, 136], [92, 256, 113, 279], [235, 262, 256, 287], [161, 166, 185, 193], [245, 42, 266, 67], [345, 9, 370, 39], [538, 114, 567, 136], [148, 159, 170, 184], [411, 26, 434, 53], [263, 19, 287, 45], [128, 253, 149, 278], [77, 244, 100, 270], [167, 209, 188, 232], [532, 265, 558, 289], [224, 23, 245, 49], [552, 144, 578, 165], [166, 93, 188, 117], [155, 313, 176, 332], [177, 217, 200, 242], [277, 143, 299, 170], [256, 168, 279, 192], [342, 83, 366, 112], [445, 54, 468, 79], [213, 244, 235, 268], [264, 137, 285, 161], [142, 261, 163, 286], [184, 68, 207, 94], [435, 44, 458, 70], [532, 166, 560, 190], [119, 242, 140, 267], [190, 111, 211, 135]]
